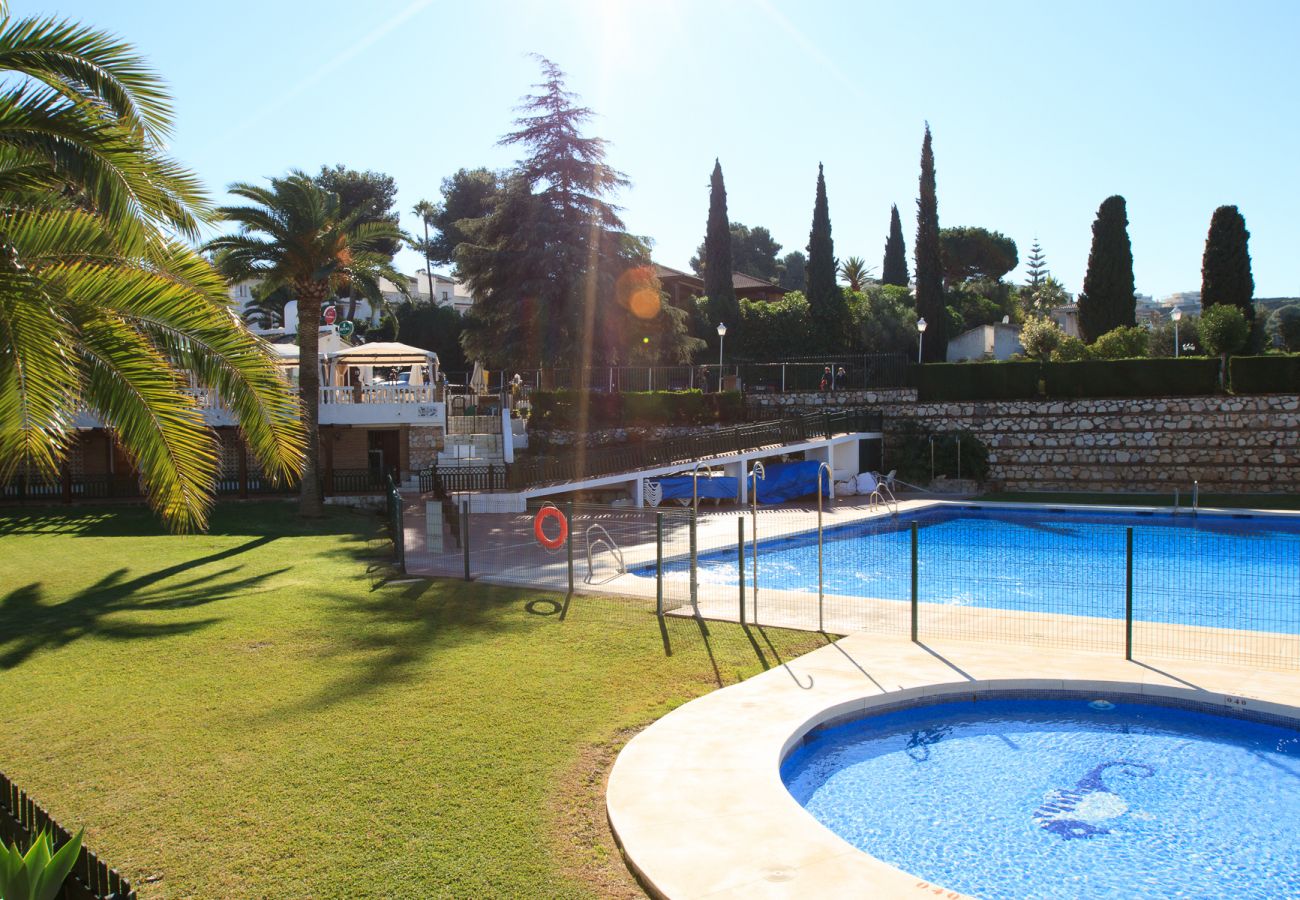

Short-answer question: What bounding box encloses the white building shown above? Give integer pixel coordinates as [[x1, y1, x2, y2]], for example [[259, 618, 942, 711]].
[[947, 323, 1025, 362], [231, 270, 474, 334]]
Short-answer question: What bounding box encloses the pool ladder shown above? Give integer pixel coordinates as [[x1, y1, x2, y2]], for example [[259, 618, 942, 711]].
[[584, 524, 625, 583]]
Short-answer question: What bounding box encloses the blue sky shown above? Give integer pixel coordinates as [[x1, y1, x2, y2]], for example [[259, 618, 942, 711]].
[[47, 0, 1300, 297]]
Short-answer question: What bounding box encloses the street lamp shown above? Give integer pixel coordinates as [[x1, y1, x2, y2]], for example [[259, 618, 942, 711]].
[[1171, 307, 1182, 358], [916, 317, 928, 364], [717, 322, 727, 369]]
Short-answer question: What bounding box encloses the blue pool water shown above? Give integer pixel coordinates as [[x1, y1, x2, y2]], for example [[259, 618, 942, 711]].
[[781, 697, 1300, 899], [641, 507, 1300, 632]]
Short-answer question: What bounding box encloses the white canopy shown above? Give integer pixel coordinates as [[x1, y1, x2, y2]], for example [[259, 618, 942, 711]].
[[329, 342, 439, 367], [269, 343, 301, 365]]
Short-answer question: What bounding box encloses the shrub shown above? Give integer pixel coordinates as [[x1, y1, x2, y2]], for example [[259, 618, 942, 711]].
[[1200, 304, 1250, 357], [1089, 325, 1149, 359], [1019, 315, 1064, 362], [1229, 355, 1300, 394], [1052, 335, 1090, 362], [0, 828, 83, 900]]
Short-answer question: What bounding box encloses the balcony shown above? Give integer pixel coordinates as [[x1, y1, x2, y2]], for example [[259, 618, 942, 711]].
[[73, 387, 446, 429]]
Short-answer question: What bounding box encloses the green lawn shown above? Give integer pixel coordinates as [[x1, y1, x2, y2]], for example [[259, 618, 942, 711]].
[[0, 503, 826, 899]]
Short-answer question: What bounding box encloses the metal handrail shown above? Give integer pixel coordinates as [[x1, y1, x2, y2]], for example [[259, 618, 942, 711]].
[[750, 461, 766, 619], [816, 461, 831, 632], [584, 523, 625, 583]]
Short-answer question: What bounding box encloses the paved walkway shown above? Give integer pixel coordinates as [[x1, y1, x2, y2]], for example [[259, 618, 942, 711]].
[[607, 635, 1300, 899]]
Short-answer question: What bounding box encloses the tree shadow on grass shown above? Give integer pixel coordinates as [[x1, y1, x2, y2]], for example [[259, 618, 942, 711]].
[[275, 578, 533, 715], [0, 536, 282, 669]]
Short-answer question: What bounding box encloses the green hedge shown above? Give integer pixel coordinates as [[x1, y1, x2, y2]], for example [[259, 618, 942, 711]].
[[1043, 358, 1220, 399], [917, 362, 1042, 401], [529, 390, 746, 429], [918, 358, 1221, 401], [1229, 355, 1300, 394]]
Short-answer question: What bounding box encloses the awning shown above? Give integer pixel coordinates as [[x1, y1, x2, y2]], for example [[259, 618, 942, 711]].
[[329, 342, 440, 366], [269, 343, 300, 366]]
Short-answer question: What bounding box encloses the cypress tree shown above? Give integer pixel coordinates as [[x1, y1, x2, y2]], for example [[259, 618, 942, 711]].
[[1078, 195, 1136, 342], [881, 204, 908, 287], [805, 163, 846, 350], [702, 159, 739, 336], [1201, 205, 1254, 323], [914, 124, 946, 361]]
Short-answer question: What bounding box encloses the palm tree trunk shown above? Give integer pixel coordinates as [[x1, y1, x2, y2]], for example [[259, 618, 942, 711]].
[[296, 279, 327, 516]]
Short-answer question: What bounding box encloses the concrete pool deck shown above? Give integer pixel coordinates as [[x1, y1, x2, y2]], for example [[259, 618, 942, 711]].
[[606, 635, 1300, 899]]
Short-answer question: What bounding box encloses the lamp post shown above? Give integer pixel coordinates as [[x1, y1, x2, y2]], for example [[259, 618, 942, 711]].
[[916, 317, 928, 364], [1172, 307, 1182, 358], [717, 322, 727, 391]]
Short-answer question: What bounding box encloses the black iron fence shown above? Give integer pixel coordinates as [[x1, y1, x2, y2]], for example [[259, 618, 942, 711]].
[[513, 355, 911, 394], [0, 771, 135, 900]]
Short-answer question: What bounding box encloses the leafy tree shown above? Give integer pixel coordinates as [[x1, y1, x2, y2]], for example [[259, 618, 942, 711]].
[[699, 159, 739, 338], [691, 221, 783, 283], [457, 57, 699, 368], [939, 226, 1018, 285], [880, 204, 909, 287], [209, 173, 406, 517], [1090, 325, 1149, 359], [1199, 303, 1249, 358], [1053, 335, 1089, 361], [1019, 315, 1065, 361], [1201, 205, 1254, 323], [777, 250, 807, 292], [0, 7, 302, 531], [414, 167, 503, 267], [396, 302, 468, 371], [1024, 238, 1048, 288], [947, 279, 1019, 332], [739, 292, 812, 359], [1078, 195, 1135, 342], [848, 285, 917, 355], [805, 163, 848, 350], [1269, 304, 1300, 352], [914, 124, 946, 361], [1019, 274, 1070, 314], [314, 164, 401, 258], [838, 256, 873, 291]]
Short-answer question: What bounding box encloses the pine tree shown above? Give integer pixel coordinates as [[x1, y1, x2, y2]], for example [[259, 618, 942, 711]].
[[881, 204, 908, 287], [702, 159, 739, 340], [805, 163, 847, 351], [914, 124, 946, 362], [1201, 205, 1254, 323], [1024, 238, 1048, 289], [1077, 195, 1136, 342]]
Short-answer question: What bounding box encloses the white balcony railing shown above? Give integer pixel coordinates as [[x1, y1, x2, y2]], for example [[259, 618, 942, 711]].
[[319, 385, 438, 405]]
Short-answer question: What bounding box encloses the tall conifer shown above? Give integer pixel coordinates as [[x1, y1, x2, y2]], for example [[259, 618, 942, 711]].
[[702, 159, 739, 337], [805, 163, 846, 350], [1024, 239, 1048, 288], [1078, 195, 1136, 342], [1201, 205, 1254, 323], [881, 204, 908, 287], [914, 124, 946, 361]]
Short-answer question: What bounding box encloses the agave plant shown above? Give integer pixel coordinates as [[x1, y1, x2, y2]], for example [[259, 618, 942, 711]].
[[837, 256, 874, 292], [0, 3, 303, 531], [0, 828, 83, 900]]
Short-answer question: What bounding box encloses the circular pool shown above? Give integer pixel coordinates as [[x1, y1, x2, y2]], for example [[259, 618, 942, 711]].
[[781, 695, 1300, 898]]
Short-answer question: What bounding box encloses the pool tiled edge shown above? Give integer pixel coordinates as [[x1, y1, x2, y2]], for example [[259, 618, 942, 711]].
[[605, 635, 1300, 899]]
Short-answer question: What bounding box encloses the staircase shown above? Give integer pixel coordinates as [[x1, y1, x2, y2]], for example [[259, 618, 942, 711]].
[[438, 432, 506, 467]]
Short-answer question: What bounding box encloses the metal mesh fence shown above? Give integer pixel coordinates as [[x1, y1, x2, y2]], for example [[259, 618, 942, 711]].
[[400, 497, 1300, 671]]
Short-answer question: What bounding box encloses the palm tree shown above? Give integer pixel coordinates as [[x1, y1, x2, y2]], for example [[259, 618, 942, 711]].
[[413, 199, 437, 302], [0, 6, 303, 531], [208, 174, 406, 516], [837, 256, 874, 292]]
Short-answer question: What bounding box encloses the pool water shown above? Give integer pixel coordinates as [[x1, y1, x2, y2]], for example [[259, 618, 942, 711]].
[[781, 697, 1300, 899], [645, 507, 1300, 632]]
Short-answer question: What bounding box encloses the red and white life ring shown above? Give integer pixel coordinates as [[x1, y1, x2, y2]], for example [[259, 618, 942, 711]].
[[533, 506, 568, 550]]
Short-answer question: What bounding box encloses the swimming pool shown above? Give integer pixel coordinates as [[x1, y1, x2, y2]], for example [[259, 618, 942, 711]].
[[646, 506, 1300, 633], [781, 695, 1300, 899]]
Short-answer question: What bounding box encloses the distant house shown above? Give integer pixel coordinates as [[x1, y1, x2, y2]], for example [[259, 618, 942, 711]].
[[1050, 304, 1081, 338], [653, 263, 787, 307], [947, 323, 1024, 362]]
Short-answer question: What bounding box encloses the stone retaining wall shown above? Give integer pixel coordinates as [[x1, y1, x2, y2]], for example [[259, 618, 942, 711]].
[[748, 390, 1300, 493]]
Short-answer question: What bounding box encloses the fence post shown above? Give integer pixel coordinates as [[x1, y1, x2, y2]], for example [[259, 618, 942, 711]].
[[689, 509, 698, 612], [461, 499, 470, 581], [566, 501, 575, 598], [738, 516, 746, 626], [910, 520, 919, 642], [655, 512, 664, 618], [1125, 526, 1134, 660]]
